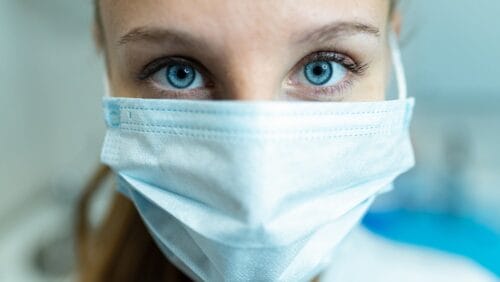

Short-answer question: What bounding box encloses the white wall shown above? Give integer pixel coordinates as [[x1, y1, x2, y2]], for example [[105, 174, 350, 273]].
[[397, 0, 500, 230], [403, 0, 500, 101], [0, 0, 106, 222]]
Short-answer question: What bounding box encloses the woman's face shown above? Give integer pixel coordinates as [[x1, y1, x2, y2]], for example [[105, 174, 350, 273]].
[[100, 0, 392, 101]]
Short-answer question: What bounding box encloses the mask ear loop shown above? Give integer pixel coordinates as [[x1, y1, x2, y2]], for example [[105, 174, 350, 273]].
[[388, 31, 408, 100]]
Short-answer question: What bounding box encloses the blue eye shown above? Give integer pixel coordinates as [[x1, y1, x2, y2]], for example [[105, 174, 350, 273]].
[[167, 64, 195, 88], [151, 62, 204, 90], [302, 60, 347, 87]]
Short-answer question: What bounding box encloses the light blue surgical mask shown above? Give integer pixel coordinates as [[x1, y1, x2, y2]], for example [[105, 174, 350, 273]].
[[101, 32, 414, 282]]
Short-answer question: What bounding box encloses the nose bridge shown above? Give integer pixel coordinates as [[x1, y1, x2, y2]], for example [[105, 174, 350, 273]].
[[215, 48, 283, 101]]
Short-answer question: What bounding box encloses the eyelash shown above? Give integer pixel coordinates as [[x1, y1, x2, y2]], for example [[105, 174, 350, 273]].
[[136, 51, 368, 99], [305, 51, 367, 74], [138, 57, 200, 81]]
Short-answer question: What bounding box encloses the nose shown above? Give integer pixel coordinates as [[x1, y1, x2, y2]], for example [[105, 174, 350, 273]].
[[213, 54, 284, 101]]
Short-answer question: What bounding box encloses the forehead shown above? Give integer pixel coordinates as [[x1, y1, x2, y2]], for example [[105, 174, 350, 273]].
[[101, 0, 389, 46]]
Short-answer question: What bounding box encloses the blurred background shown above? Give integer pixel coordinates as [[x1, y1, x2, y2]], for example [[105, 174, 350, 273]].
[[0, 0, 498, 281]]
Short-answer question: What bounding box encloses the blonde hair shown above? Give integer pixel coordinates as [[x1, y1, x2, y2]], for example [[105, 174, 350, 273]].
[[76, 165, 191, 281]]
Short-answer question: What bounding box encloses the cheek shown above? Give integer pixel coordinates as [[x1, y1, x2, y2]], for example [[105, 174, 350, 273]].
[[108, 74, 139, 98], [347, 54, 390, 102]]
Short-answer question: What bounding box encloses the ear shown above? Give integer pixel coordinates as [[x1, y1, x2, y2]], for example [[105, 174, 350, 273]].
[[391, 11, 403, 38]]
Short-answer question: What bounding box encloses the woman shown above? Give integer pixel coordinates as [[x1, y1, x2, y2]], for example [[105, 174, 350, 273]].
[[77, 1, 496, 281]]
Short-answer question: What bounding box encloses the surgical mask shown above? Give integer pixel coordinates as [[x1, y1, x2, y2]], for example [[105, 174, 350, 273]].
[[100, 32, 414, 281]]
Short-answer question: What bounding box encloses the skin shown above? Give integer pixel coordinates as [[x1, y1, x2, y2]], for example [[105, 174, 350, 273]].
[[99, 0, 394, 102]]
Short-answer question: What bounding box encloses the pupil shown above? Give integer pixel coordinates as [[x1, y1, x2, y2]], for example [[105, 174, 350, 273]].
[[313, 66, 324, 76], [177, 68, 188, 79]]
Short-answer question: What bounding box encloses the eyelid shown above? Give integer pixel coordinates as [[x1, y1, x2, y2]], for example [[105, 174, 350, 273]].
[[143, 81, 213, 99], [137, 56, 213, 86], [301, 51, 366, 75]]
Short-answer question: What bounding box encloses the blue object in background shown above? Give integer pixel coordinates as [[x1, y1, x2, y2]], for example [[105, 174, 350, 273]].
[[362, 209, 500, 276]]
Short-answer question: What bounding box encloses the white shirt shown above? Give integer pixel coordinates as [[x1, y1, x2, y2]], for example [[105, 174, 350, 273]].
[[319, 226, 498, 282]]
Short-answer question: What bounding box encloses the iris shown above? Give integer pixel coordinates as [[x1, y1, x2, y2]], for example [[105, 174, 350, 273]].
[[166, 64, 196, 89], [304, 61, 333, 86]]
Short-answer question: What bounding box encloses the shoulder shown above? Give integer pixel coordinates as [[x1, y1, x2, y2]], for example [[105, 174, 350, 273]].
[[319, 226, 497, 282]]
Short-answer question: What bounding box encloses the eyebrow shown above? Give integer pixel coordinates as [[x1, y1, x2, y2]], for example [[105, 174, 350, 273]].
[[294, 21, 380, 44], [117, 26, 206, 48], [118, 21, 380, 47]]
